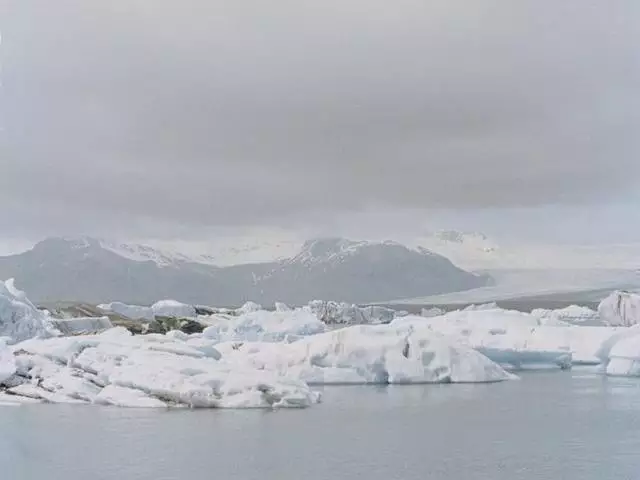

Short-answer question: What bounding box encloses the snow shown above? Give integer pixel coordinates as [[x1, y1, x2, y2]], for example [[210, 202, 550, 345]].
[[152, 300, 196, 319], [0, 279, 58, 343], [97, 302, 154, 321], [598, 291, 640, 327]]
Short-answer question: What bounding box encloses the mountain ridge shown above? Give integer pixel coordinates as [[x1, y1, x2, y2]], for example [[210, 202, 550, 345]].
[[0, 236, 488, 306]]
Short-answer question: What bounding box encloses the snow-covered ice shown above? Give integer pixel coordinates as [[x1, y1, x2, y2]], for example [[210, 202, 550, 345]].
[[598, 291, 640, 327]]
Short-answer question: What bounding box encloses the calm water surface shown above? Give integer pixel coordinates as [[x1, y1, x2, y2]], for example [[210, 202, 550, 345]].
[[2, 369, 640, 480]]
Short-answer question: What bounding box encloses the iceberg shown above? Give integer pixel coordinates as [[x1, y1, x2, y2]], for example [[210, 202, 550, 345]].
[[307, 300, 396, 325], [531, 305, 600, 326], [151, 300, 196, 319], [51, 316, 113, 335], [0, 279, 58, 343], [5, 328, 320, 409], [598, 291, 640, 327], [202, 309, 326, 343], [215, 324, 514, 384], [392, 309, 618, 368], [97, 302, 155, 321]]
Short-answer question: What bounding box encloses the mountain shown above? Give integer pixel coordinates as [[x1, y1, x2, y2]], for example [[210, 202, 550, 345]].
[[0, 237, 488, 306]]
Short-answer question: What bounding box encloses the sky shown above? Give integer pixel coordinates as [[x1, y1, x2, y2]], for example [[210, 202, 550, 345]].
[[1, 1, 639, 253]]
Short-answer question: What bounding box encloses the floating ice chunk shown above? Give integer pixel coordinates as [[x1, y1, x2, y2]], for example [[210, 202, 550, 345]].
[[220, 324, 514, 384], [52, 316, 113, 335], [393, 310, 618, 368], [7, 329, 320, 409], [307, 300, 396, 325], [236, 302, 262, 315], [594, 325, 640, 376], [598, 291, 640, 327], [274, 302, 291, 312], [0, 279, 58, 343], [531, 305, 600, 326], [152, 300, 196, 319], [97, 302, 154, 321], [202, 309, 326, 343]]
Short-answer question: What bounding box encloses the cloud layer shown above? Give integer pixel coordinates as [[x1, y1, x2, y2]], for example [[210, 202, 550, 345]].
[[2, 1, 639, 238]]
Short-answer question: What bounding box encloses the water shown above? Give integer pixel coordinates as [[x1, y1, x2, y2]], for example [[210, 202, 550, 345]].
[[2, 369, 640, 479]]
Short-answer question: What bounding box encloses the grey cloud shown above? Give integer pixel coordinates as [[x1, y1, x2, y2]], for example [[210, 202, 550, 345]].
[[1, 0, 640, 239]]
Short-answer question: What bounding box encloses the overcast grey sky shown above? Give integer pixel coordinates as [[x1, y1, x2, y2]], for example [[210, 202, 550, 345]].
[[1, 0, 639, 248]]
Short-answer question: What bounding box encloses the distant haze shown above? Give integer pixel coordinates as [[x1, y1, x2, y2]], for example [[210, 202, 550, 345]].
[[1, 1, 639, 245]]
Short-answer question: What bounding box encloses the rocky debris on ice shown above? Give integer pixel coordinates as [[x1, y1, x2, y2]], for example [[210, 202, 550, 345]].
[[598, 291, 640, 327], [0, 279, 58, 343]]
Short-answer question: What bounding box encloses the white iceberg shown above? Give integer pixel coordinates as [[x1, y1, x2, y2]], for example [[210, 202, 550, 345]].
[[215, 324, 514, 385], [307, 300, 396, 325], [598, 291, 640, 327], [235, 301, 263, 315], [0, 279, 58, 343], [392, 309, 618, 369], [202, 309, 326, 343], [97, 302, 155, 321], [5, 328, 320, 409], [51, 316, 113, 335], [531, 305, 600, 326], [152, 300, 196, 319]]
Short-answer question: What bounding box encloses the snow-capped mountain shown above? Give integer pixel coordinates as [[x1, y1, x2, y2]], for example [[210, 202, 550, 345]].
[[46, 230, 640, 272], [0, 236, 487, 305]]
